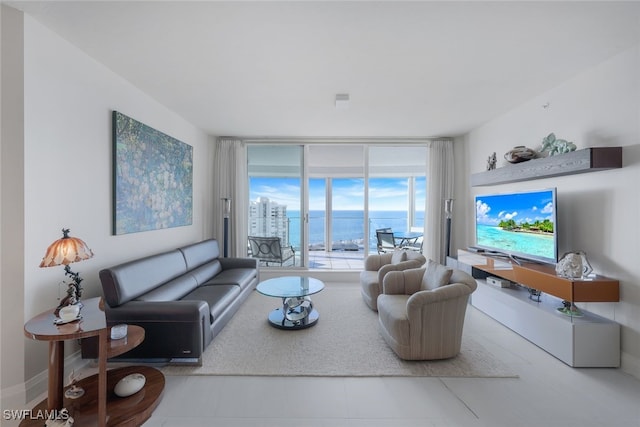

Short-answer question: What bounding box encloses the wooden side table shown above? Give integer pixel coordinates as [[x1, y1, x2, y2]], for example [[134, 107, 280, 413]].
[[22, 297, 164, 426]]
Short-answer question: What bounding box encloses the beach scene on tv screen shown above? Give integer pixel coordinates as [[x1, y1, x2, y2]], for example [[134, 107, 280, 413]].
[[475, 190, 555, 260]]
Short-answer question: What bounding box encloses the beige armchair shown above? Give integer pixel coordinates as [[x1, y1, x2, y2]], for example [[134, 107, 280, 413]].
[[360, 250, 426, 311], [377, 260, 477, 360]]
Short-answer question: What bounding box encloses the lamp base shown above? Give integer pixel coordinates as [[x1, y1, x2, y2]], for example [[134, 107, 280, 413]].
[[55, 299, 83, 316], [55, 280, 83, 315]]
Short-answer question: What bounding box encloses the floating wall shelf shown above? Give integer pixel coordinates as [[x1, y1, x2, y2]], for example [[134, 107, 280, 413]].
[[471, 147, 622, 187]]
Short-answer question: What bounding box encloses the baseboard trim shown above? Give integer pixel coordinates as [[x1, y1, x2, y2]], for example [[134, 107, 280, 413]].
[[2, 349, 89, 411], [621, 351, 640, 381]]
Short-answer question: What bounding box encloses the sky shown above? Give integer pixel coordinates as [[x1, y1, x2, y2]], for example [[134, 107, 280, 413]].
[[249, 177, 426, 211], [475, 189, 555, 226]]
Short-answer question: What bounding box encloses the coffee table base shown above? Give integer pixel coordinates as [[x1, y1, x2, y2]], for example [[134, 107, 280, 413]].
[[267, 296, 320, 329], [267, 308, 319, 329]]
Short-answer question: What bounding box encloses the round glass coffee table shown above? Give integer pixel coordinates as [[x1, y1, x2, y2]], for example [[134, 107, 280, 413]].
[[256, 276, 325, 329]]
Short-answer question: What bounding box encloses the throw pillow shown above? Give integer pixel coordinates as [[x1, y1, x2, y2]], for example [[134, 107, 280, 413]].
[[421, 259, 453, 290], [391, 250, 407, 265]]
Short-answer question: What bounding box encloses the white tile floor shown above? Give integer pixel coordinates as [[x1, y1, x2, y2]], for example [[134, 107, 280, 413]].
[[142, 305, 640, 427]]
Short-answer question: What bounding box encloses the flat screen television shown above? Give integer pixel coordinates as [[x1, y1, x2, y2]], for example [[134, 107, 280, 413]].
[[474, 188, 558, 264]]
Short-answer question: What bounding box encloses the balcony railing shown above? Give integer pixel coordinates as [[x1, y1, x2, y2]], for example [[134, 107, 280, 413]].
[[253, 213, 422, 269]]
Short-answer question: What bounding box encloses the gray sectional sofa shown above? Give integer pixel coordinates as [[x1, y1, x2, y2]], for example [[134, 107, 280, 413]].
[[81, 239, 258, 364]]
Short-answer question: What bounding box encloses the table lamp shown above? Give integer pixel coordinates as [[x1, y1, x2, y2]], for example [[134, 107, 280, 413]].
[[40, 228, 94, 313]]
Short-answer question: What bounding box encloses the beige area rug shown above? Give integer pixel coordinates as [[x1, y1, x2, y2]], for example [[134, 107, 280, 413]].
[[162, 283, 517, 378]]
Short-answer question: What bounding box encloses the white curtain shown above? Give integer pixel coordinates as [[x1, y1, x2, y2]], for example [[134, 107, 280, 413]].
[[213, 138, 247, 257], [424, 139, 454, 264]]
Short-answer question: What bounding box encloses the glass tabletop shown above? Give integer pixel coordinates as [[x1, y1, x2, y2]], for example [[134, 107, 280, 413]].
[[257, 276, 325, 298], [393, 231, 423, 239]]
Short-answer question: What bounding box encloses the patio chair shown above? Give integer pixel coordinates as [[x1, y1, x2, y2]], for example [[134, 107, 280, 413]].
[[248, 236, 296, 267], [376, 229, 397, 254]]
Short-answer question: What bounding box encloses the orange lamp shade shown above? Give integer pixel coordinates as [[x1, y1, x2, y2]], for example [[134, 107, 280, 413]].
[[40, 229, 94, 268]]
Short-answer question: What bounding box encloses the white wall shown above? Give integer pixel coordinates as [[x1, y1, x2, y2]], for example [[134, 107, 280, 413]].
[[458, 45, 640, 378], [1, 8, 213, 408], [1, 4, 26, 412]]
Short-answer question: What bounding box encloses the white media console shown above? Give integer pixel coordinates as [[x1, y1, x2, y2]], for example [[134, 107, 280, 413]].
[[449, 250, 620, 368]]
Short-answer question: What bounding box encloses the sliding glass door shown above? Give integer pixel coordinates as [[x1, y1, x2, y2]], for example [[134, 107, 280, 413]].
[[247, 145, 302, 267], [368, 146, 427, 253]]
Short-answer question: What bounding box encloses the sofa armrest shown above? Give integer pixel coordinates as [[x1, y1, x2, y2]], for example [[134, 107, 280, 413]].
[[82, 300, 210, 360], [106, 300, 210, 323], [450, 270, 478, 292], [219, 257, 259, 270]]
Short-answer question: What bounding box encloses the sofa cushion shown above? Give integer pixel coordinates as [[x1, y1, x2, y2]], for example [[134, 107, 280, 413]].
[[421, 259, 453, 291], [206, 268, 257, 290], [135, 274, 199, 302], [100, 250, 188, 307], [181, 285, 241, 323], [391, 250, 407, 264], [189, 260, 223, 285], [179, 239, 220, 270]]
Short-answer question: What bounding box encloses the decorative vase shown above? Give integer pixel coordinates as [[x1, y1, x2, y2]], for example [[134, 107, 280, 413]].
[[504, 146, 537, 163], [555, 251, 593, 279]]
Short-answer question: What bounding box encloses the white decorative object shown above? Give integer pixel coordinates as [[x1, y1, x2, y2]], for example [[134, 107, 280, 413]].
[[45, 408, 73, 426], [64, 385, 84, 399], [486, 152, 497, 170], [59, 305, 80, 322], [64, 370, 84, 399], [114, 373, 146, 397], [556, 251, 593, 279], [541, 133, 577, 156], [110, 324, 128, 340], [504, 146, 537, 163]]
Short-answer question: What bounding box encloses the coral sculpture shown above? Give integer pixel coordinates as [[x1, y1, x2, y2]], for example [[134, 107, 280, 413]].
[[540, 133, 576, 156]]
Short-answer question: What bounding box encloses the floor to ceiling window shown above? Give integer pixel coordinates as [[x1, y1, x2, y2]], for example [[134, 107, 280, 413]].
[[247, 145, 302, 267], [368, 146, 427, 254], [307, 145, 365, 268], [247, 142, 427, 270]]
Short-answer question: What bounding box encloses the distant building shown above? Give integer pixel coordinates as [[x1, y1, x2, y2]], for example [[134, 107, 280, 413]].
[[248, 197, 290, 245]]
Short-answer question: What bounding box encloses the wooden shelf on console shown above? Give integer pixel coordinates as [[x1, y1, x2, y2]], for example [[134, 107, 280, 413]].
[[456, 249, 619, 303], [471, 146, 622, 187]]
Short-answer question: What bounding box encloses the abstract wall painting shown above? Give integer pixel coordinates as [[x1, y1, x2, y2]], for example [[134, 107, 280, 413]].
[[112, 111, 193, 235]]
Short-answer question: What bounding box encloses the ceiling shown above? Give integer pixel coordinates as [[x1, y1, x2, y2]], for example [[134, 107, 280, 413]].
[[8, 1, 640, 138]]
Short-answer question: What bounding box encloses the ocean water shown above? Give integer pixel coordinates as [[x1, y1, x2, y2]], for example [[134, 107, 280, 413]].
[[476, 224, 554, 260], [288, 210, 424, 250]]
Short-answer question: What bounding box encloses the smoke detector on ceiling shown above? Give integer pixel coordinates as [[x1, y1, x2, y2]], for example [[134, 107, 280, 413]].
[[335, 93, 350, 109]]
